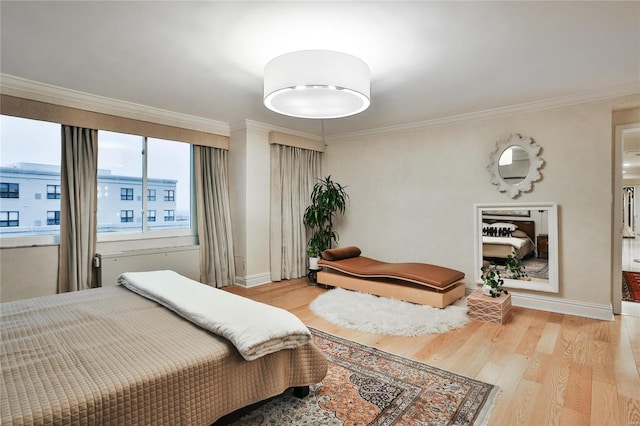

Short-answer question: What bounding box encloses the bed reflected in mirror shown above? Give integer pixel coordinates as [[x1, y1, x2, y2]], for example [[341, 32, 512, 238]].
[[474, 202, 559, 293]]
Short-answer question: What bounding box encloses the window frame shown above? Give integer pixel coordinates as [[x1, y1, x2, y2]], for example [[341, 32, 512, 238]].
[[120, 209, 134, 223], [0, 183, 20, 199], [97, 136, 195, 243], [1, 117, 197, 247], [120, 187, 134, 201], [0, 211, 20, 227], [164, 189, 175, 201], [46, 210, 61, 225], [47, 184, 61, 200], [163, 209, 175, 222]]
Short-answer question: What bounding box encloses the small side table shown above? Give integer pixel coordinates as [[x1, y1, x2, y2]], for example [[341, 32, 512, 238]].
[[537, 234, 549, 258], [467, 289, 512, 324], [307, 268, 322, 285]]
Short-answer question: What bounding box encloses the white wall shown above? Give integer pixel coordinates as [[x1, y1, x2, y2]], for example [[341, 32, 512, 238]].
[[228, 122, 272, 287], [323, 97, 637, 314]]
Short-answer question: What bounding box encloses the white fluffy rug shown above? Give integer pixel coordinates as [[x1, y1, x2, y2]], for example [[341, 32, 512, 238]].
[[310, 287, 470, 336]]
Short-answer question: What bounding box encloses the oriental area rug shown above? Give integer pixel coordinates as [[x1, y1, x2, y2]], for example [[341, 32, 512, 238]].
[[519, 257, 549, 279], [229, 328, 498, 426], [622, 271, 640, 303]]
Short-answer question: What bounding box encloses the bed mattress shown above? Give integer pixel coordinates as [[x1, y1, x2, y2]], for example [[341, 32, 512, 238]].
[[1, 286, 327, 425]]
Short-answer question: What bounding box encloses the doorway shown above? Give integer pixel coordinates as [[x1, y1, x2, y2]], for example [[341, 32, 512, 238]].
[[614, 122, 640, 316]]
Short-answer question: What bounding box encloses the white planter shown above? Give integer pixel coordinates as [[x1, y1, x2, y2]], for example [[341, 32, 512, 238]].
[[309, 257, 320, 270], [482, 284, 493, 296]]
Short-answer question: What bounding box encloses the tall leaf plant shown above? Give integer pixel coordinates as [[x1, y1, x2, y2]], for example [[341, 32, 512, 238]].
[[303, 176, 349, 258]]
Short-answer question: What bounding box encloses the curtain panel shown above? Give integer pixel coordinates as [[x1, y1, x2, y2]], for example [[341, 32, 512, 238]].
[[270, 144, 322, 281], [58, 125, 98, 293], [194, 146, 236, 287]]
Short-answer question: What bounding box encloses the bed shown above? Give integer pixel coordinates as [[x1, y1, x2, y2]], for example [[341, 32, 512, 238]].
[[1, 272, 328, 425], [482, 219, 536, 261], [317, 247, 466, 308]]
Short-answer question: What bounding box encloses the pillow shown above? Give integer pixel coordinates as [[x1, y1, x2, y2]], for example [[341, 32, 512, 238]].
[[483, 226, 514, 237], [512, 230, 528, 238], [489, 222, 518, 231], [322, 246, 361, 261]]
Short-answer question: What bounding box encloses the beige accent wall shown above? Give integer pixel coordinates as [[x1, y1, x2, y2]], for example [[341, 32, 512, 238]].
[[323, 96, 639, 307]]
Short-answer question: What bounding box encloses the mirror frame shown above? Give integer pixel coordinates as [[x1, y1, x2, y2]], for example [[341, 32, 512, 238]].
[[488, 133, 544, 198], [474, 202, 559, 293]]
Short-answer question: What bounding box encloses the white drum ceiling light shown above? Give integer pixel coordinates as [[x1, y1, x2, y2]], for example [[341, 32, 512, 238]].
[[263, 50, 370, 119]]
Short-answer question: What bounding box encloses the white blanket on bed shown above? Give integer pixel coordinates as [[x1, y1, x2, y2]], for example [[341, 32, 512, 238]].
[[118, 270, 312, 361]]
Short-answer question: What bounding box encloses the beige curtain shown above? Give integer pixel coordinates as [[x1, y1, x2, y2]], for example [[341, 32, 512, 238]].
[[194, 146, 236, 287], [270, 144, 322, 281], [58, 125, 98, 293]]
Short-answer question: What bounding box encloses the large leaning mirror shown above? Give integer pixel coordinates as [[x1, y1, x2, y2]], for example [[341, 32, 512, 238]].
[[488, 133, 544, 198], [474, 202, 559, 293]]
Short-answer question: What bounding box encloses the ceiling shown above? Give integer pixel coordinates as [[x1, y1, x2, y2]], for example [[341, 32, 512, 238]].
[[1, 1, 639, 137]]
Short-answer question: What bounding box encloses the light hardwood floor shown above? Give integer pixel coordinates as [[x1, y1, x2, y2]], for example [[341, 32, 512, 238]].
[[226, 279, 640, 426]]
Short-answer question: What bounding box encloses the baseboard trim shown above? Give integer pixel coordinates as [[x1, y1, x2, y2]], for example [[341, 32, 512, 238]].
[[510, 293, 614, 321], [235, 272, 272, 288], [464, 286, 614, 321]]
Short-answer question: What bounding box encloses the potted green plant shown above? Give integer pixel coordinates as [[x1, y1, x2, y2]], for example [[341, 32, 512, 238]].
[[505, 254, 529, 280], [306, 236, 322, 270], [303, 176, 349, 269], [480, 261, 509, 298]]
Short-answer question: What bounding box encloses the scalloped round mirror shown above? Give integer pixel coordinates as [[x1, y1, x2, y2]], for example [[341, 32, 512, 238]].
[[488, 134, 544, 198], [498, 145, 530, 185]]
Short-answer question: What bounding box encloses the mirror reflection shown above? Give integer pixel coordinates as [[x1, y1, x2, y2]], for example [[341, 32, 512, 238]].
[[498, 145, 530, 185], [474, 202, 559, 293]]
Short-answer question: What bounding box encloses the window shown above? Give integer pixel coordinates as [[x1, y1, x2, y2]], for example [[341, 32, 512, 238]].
[[0, 183, 19, 198], [47, 211, 60, 225], [0, 211, 19, 227], [97, 131, 192, 235], [0, 115, 61, 239], [47, 184, 61, 199], [120, 210, 134, 223], [120, 187, 134, 200]]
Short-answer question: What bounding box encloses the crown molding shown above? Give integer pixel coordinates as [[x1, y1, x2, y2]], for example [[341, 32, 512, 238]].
[[230, 119, 322, 141], [0, 74, 230, 136], [326, 83, 640, 142]]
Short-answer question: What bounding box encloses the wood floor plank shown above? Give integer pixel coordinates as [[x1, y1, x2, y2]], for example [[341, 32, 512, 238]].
[[486, 353, 530, 422], [590, 381, 621, 426], [224, 278, 640, 425], [619, 395, 640, 426], [564, 362, 592, 415], [613, 315, 640, 400], [503, 379, 542, 426], [529, 353, 571, 425], [536, 321, 561, 354], [514, 309, 547, 356]]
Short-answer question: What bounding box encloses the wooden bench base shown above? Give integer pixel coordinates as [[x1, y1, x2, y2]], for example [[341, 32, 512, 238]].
[[317, 270, 466, 308]]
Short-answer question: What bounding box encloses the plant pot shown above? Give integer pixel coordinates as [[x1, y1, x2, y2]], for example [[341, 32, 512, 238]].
[[482, 284, 493, 296], [309, 257, 320, 270]]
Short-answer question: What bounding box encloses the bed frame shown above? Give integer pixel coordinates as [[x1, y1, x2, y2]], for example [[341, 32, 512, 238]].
[[317, 269, 466, 308]]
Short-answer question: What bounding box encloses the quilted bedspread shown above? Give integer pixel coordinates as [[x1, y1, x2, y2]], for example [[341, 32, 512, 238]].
[[1, 286, 328, 425]]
